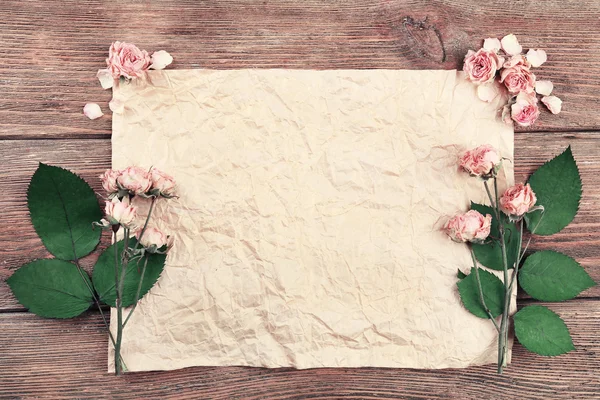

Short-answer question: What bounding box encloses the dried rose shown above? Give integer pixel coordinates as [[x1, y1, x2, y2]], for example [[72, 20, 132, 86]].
[[105, 197, 137, 228], [137, 227, 170, 252], [463, 49, 503, 85], [106, 41, 151, 80], [500, 183, 537, 217], [500, 64, 536, 94], [459, 145, 502, 178], [100, 169, 121, 194], [117, 166, 152, 196], [150, 168, 176, 198], [444, 210, 492, 243], [511, 92, 540, 127]]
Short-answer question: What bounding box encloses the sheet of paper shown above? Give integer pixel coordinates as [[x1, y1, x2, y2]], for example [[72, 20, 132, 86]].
[[110, 69, 514, 372]]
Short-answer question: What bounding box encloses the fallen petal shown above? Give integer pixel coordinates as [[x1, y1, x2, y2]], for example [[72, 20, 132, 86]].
[[535, 80, 553, 96], [542, 96, 562, 114], [477, 84, 500, 102], [83, 103, 104, 120], [96, 69, 114, 89], [150, 50, 173, 70], [483, 38, 501, 52], [109, 98, 125, 114], [527, 49, 547, 67], [501, 34, 522, 56]]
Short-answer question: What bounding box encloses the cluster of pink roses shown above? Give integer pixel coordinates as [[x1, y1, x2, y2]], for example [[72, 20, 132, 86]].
[[463, 34, 562, 127], [444, 145, 537, 243], [99, 166, 176, 252], [84, 42, 173, 120]]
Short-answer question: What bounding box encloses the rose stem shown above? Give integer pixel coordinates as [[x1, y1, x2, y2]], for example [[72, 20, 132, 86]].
[[469, 247, 500, 332]]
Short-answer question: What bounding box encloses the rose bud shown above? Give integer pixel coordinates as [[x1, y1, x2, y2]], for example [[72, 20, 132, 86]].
[[459, 145, 501, 178], [100, 169, 121, 195], [444, 210, 492, 244], [106, 41, 151, 80], [150, 168, 176, 198], [463, 48, 503, 85], [137, 227, 170, 253], [117, 166, 153, 196], [500, 183, 537, 218], [105, 197, 137, 228]]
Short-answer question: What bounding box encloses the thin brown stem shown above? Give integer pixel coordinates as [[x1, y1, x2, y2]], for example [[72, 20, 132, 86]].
[[122, 255, 149, 328]]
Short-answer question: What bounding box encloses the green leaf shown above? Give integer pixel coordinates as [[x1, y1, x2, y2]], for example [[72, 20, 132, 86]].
[[519, 250, 595, 301], [92, 239, 166, 307], [457, 269, 467, 280], [525, 147, 582, 236], [471, 202, 520, 271], [6, 259, 93, 318], [514, 305, 575, 356], [457, 267, 505, 319], [27, 163, 103, 260]]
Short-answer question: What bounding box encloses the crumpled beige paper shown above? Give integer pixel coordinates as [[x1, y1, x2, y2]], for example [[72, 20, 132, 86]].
[[110, 69, 514, 372]]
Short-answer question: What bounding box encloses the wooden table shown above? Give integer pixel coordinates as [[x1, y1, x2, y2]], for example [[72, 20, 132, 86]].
[[1, 1, 599, 398]]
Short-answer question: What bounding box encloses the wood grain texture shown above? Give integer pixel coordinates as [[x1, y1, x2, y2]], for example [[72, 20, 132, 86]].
[[1, 133, 598, 311], [1, 0, 600, 138], [1, 300, 598, 399]]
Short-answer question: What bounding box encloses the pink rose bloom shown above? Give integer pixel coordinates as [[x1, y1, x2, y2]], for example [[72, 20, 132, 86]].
[[150, 168, 176, 198], [500, 183, 537, 217], [137, 227, 170, 252], [511, 93, 540, 127], [500, 64, 536, 94], [459, 145, 501, 178], [444, 210, 492, 243], [100, 169, 121, 194], [117, 166, 152, 196], [463, 49, 502, 85], [105, 197, 137, 228], [106, 41, 151, 79]]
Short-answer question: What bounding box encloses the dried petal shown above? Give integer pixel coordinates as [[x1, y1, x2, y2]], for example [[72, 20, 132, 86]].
[[535, 80, 553, 96], [483, 38, 501, 52], [96, 68, 114, 89], [150, 50, 173, 70], [477, 83, 500, 102], [542, 95, 562, 114], [526, 49, 547, 68], [501, 34, 522, 56], [83, 103, 104, 120]]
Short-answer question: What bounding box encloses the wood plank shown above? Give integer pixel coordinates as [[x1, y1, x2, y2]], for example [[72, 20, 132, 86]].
[[1, 133, 599, 311], [1, 0, 600, 138], [0, 300, 598, 399]]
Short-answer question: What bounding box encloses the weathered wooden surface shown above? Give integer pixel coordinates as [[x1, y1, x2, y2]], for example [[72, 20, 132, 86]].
[[1, 0, 599, 399]]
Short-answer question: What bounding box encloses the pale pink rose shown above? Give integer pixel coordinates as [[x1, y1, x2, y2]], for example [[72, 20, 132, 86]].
[[500, 64, 536, 94], [500, 183, 537, 217], [150, 168, 176, 197], [106, 41, 151, 79], [444, 210, 492, 243], [526, 49, 547, 68], [511, 92, 540, 127], [542, 95, 562, 114], [459, 145, 501, 177], [105, 197, 137, 227], [83, 103, 103, 120], [100, 169, 121, 194], [117, 166, 152, 195], [150, 50, 173, 70], [501, 34, 522, 56], [463, 49, 502, 85], [137, 227, 170, 251]]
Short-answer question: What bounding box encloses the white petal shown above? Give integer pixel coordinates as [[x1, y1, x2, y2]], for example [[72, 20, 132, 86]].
[[109, 98, 125, 114], [542, 96, 562, 114], [477, 84, 500, 102], [501, 34, 522, 56], [83, 103, 104, 120], [96, 69, 114, 89], [527, 49, 547, 67], [535, 80, 553, 96], [483, 38, 501, 52], [150, 50, 173, 70]]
